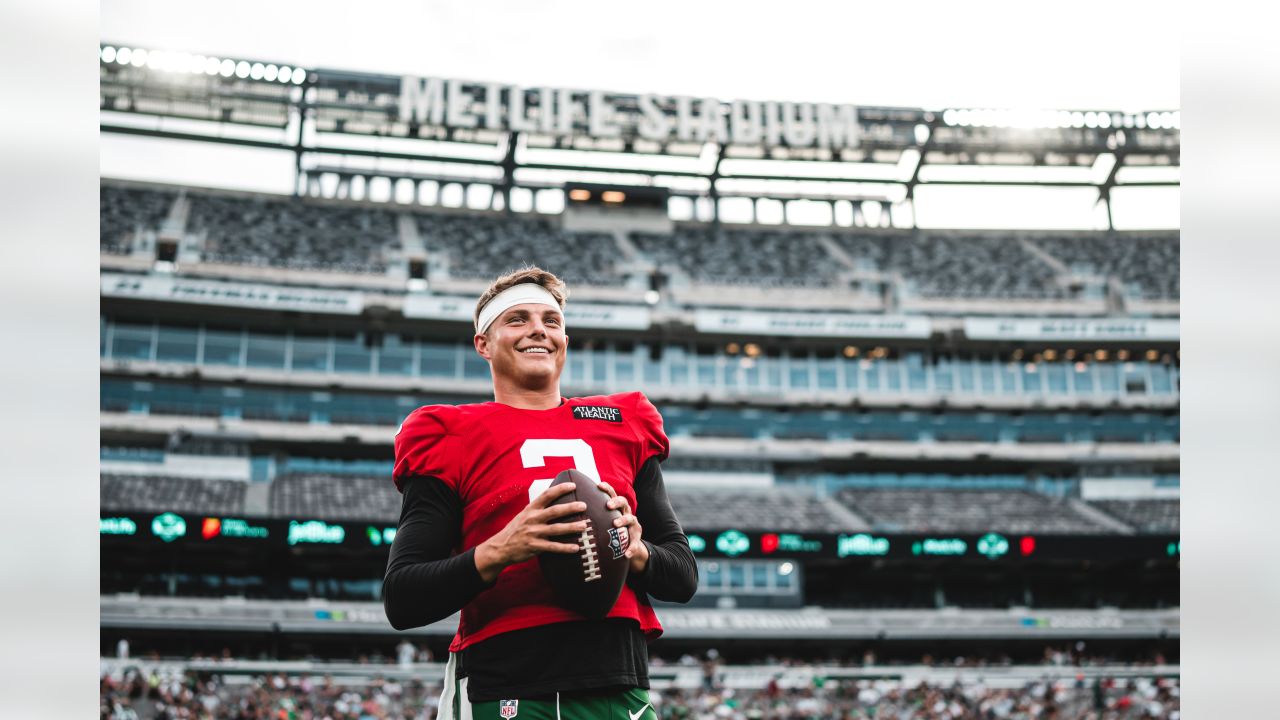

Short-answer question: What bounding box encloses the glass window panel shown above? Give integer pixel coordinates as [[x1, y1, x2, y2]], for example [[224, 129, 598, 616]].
[[378, 335, 415, 376], [592, 352, 609, 386], [788, 360, 809, 390], [615, 354, 635, 386], [998, 363, 1019, 395], [884, 360, 902, 391], [1151, 365, 1173, 394], [100, 317, 108, 357], [155, 326, 198, 363], [752, 564, 768, 589], [862, 361, 880, 391], [722, 359, 739, 389], [705, 563, 723, 589], [843, 359, 859, 390], [1073, 364, 1094, 393], [698, 357, 717, 387], [669, 356, 690, 386], [642, 348, 662, 385], [978, 362, 997, 394], [933, 360, 953, 393], [1046, 363, 1069, 395], [906, 354, 928, 392], [729, 564, 746, 589], [421, 344, 457, 377], [765, 359, 782, 389], [202, 329, 243, 366], [957, 360, 976, 393], [817, 359, 838, 390], [1022, 364, 1042, 393], [1098, 365, 1120, 393], [291, 336, 330, 372], [245, 333, 286, 369], [463, 350, 490, 380], [110, 323, 153, 360], [776, 567, 794, 589], [334, 335, 372, 374]]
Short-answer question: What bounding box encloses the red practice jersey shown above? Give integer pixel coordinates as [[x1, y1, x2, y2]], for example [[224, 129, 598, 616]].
[[392, 391, 670, 652]]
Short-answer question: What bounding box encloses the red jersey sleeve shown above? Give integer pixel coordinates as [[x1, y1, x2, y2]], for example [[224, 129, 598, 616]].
[[629, 392, 670, 464], [393, 405, 461, 493]]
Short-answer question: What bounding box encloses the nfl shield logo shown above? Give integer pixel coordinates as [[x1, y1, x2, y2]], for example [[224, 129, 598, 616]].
[[499, 699, 518, 718]]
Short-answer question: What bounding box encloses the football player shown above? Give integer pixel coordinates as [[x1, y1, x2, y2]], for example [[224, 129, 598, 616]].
[[384, 266, 697, 720]]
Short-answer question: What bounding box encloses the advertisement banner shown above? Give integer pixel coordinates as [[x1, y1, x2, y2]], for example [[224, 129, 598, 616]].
[[404, 295, 651, 330], [101, 273, 365, 315], [693, 310, 931, 338], [963, 317, 1179, 342]]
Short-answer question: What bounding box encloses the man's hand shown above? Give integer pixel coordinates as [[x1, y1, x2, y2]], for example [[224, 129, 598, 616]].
[[474, 482, 587, 583], [598, 481, 649, 574]]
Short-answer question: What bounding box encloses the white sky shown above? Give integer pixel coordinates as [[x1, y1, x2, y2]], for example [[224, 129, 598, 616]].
[[100, 0, 1180, 229]]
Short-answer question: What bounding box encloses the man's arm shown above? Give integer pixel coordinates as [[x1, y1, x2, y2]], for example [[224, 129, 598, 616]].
[[383, 477, 587, 630], [626, 457, 699, 603], [382, 476, 494, 631]]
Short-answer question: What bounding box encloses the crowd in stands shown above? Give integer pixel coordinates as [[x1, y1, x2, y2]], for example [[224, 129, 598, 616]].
[[99, 663, 1179, 719], [668, 487, 856, 533], [268, 473, 400, 522]]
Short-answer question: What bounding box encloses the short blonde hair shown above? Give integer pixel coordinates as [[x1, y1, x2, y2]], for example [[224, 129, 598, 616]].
[[474, 266, 569, 332]]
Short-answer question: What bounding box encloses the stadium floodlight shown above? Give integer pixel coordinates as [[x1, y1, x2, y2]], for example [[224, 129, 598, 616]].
[[291, 67, 307, 84], [1084, 112, 1098, 128], [942, 109, 957, 126], [115, 47, 131, 65], [235, 61, 250, 78], [191, 55, 208, 74], [145, 50, 162, 69], [779, 562, 794, 576], [1170, 111, 1181, 129], [205, 56, 222, 75], [913, 124, 930, 144], [101, 46, 116, 63], [643, 290, 660, 306], [1097, 112, 1111, 128], [264, 64, 278, 82], [277, 66, 293, 84], [220, 59, 236, 77], [1146, 112, 1162, 129], [1070, 112, 1085, 128], [130, 48, 148, 67], [250, 63, 265, 80]]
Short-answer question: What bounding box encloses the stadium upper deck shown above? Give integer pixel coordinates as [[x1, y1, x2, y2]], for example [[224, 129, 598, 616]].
[[102, 180, 1179, 315]]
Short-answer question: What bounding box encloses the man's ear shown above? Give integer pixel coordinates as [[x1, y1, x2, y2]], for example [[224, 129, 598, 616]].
[[474, 333, 492, 361]]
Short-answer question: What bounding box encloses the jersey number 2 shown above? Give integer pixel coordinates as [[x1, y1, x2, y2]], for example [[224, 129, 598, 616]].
[[520, 439, 601, 503]]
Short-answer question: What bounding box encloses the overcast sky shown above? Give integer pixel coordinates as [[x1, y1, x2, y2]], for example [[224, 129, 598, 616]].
[[100, 0, 1180, 229]]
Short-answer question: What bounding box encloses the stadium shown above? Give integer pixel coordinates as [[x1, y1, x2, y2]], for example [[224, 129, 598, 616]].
[[98, 36, 1179, 720]]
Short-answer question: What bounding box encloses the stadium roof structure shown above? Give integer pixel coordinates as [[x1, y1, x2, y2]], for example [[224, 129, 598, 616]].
[[100, 42, 1179, 230]]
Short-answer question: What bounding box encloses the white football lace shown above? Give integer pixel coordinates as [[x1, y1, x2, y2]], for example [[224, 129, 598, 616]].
[[579, 519, 601, 582]]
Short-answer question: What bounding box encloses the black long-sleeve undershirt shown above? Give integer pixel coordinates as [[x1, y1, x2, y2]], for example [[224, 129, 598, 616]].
[[382, 456, 697, 632]]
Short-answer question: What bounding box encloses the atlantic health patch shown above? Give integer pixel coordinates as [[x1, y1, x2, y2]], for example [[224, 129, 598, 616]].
[[572, 405, 622, 423]]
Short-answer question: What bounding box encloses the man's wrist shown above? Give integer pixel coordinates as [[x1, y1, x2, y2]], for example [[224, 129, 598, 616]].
[[474, 541, 504, 583], [629, 540, 652, 574]]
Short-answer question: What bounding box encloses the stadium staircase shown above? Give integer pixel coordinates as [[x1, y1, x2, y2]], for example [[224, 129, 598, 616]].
[[1068, 498, 1136, 534]]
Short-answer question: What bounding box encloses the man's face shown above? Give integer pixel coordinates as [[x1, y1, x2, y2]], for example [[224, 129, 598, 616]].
[[475, 303, 567, 390]]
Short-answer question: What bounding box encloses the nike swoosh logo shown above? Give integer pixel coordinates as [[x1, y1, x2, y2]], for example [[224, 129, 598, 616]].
[[628, 703, 651, 720]]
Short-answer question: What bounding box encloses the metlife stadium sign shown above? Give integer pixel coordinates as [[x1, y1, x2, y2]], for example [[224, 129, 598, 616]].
[[399, 78, 862, 150]]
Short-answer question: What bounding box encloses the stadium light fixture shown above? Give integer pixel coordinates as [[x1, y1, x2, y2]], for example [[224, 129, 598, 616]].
[[205, 56, 221, 75], [115, 47, 131, 65], [278, 66, 293, 84], [1043, 349, 1057, 361], [1146, 112, 1162, 129], [1146, 349, 1159, 361], [744, 343, 761, 358], [146, 50, 163, 69], [130, 48, 148, 67], [726, 343, 740, 355], [236, 61, 251, 78], [602, 190, 626, 203], [843, 346, 859, 358], [568, 189, 591, 201], [250, 63, 265, 80], [779, 562, 794, 576], [264, 64, 279, 82], [1095, 349, 1108, 361], [220, 59, 236, 77], [1084, 112, 1098, 129], [291, 67, 307, 84], [643, 290, 660, 306], [1070, 112, 1085, 129], [913, 124, 930, 144], [101, 46, 116, 63]]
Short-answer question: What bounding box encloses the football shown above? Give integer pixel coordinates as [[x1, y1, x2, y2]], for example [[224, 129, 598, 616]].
[[537, 469, 631, 619]]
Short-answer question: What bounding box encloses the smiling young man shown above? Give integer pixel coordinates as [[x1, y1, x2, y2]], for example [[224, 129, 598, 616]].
[[383, 267, 697, 720]]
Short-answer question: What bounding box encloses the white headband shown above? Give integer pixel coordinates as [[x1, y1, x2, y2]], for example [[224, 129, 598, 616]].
[[475, 283, 564, 334]]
